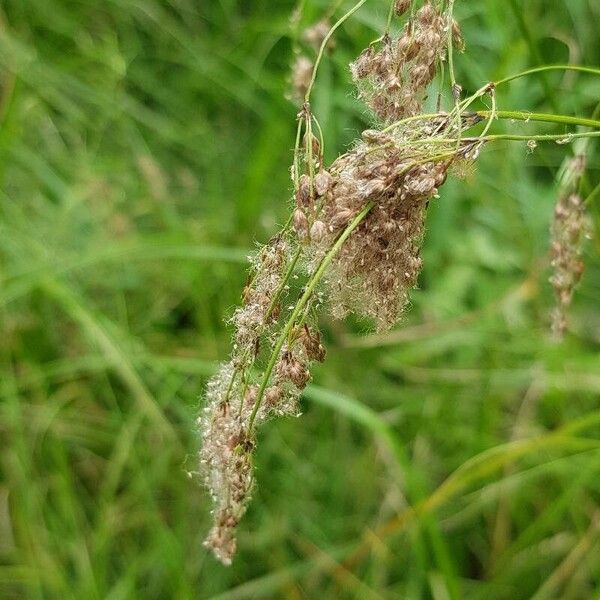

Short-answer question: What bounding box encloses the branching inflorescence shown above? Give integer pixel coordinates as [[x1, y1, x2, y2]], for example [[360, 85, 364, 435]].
[[199, 0, 597, 565]]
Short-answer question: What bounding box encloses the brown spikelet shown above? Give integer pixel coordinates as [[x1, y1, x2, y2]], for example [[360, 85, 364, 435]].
[[394, 0, 411, 17], [549, 192, 588, 338]]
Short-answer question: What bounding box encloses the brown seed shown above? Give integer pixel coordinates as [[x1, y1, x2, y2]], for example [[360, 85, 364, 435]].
[[278, 351, 310, 389], [296, 174, 311, 207], [361, 179, 386, 198], [264, 386, 283, 407], [310, 220, 327, 242], [329, 208, 355, 230], [416, 3, 436, 25], [268, 303, 281, 323], [315, 170, 333, 196], [397, 34, 420, 61], [304, 132, 321, 158], [241, 285, 254, 304], [362, 129, 384, 144], [288, 360, 310, 388], [244, 386, 258, 406], [300, 326, 327, 362], [227, 431, 244, 451], [394, 0, 411, 17], [452, 20, 464, 51], [351, 47, 375, 79], [293, 208, 310, 238]]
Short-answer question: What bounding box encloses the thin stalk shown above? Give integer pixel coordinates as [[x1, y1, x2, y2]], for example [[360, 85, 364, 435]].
[[223, 367, 239, 404], [305, 0, 369, 103], [312, 114, 325, 158], [384, 0, 396, 35], [482, 131, 600, 143], [306, 113, 315, 197], [292, 114, 306, 189], [494, 64, 600, 87], [248, 202, 374, 432], [446, 0, 463, 153], [478, 110, 600, 130], [265, 246, 302, 320], [404, 131, 600, 146], [446, 0, 457, 95], [381, 112, 442, 133], [479, 87, 496, 138], [369, 0, 396, 46], [457, 82, 494, 115], [384, 110, 600, 136]]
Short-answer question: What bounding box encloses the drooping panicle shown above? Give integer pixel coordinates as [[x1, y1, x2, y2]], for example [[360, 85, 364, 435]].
[[200, 1, 480, 566], [549, 155, 589, 338]]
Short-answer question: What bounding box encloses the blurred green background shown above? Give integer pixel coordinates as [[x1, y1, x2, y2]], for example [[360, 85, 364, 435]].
[[1, 0, 599, 598]]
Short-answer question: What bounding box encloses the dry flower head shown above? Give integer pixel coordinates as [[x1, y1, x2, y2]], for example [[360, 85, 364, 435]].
[[200, 1, 488, 565]]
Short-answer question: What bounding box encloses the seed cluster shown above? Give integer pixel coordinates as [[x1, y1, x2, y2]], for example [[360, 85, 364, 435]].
[[351, 3, 459, 123], [199, 235, 305, 565], [200, 363, 253, 565], [550, 194, 589, 341], [297, 115, 476, 328], [321, 151, 448, 327], [233, 237, 289, 356], [548, 155, 589, 338]]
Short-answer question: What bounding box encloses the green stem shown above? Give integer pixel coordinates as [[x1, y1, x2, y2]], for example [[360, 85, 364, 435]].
[[478, 110, 600, 130], [248, 202, 374, 432], [381, 112, 441, 133], [482, 131, 600, 143], [446, 0, 463, 157], [265, 246, 302, 320], [446, 0, 457, 93], [406, 131, 600, 145], [305, 0, 369, 103], [478, 87, 496, 139], [494, 64, 600, 87], [384, 0, 396, 35], [292, 113, 305, 189]]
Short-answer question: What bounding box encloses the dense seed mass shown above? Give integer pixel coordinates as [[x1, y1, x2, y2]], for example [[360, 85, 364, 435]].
[[351, 3, 454, 123]]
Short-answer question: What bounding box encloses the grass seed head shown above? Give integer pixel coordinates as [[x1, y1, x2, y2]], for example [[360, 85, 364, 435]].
[[550, 191, 588, 338], [350, 4, 447, 123]]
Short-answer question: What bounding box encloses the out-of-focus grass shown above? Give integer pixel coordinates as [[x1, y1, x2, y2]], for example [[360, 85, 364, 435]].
[[0, 0, 599, 598]]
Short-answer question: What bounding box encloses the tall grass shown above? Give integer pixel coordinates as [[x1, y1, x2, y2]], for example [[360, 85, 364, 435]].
[[0, 0, 599, 598]]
